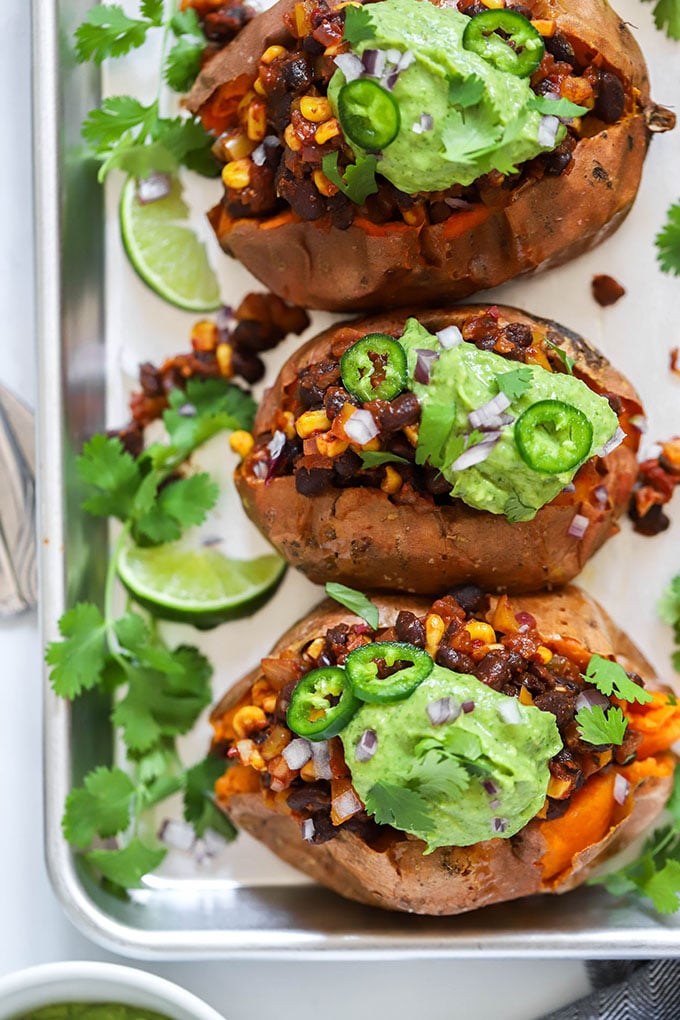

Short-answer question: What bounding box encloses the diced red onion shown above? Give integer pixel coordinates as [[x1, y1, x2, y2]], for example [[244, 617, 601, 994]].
[[426, 697, 460, 726], [345, 408, 380, 445], [253, 459, 268, 480], [629, 414, 648, 434], [267, 430, 286, 460], [468, 392, 511, 430], [252, 144, 267, 166], [311, 740, 333, 780], [332, 787, 363, 820], [414, 348, 439, 384], [282, 737, 313, 770], [361, 48, 386, 78], [264, 135, 281, 148], [137, 172, 172, 205], [538, 114, 560, 148], [498, 697, 523, 724], [355, 729, 378, 761], [397, 49, 415, 71], [336, 51, 365, 81], [515, 612, 535, 631], [489, 798, 501, 810], [492, 817, 508, 834], [596, 425, 626, 457], [482, 779, 497, 796], [382, 69, 399, 90], [461, 699, 475, 714], [562, 482, 576, 494], [386, 47, 401, 63], [444, 197, 474, 211], [412, 112, 434, 134], [158, 819, 196, 852], [594, 484, 609, 506], [436, 324, 463, 349], [301, 818, 316, 842], [193, 829, 226, 864], [613, 773, 631, 805], [177, 402, 196, 417], [567, 513, 590, 539], [201, 535, 223, 547], [575, 688, 610, 713], [216, 304, 236, 341], [450, 433, 500, 471]]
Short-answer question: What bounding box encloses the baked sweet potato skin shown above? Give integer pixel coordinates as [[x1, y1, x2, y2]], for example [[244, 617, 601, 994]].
[[235, 306, 642, 595], [212, 590, 675, 915], [188, 0, 671, 311]]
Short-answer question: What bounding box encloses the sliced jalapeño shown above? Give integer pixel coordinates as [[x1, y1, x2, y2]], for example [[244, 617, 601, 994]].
[[345, 641, 434, 703], [287, 666, 359, 740], [515, 399, 594, 474], [337, 78, 401, 151], [340, 333, 408, 402], [462, 10, 545, 77]]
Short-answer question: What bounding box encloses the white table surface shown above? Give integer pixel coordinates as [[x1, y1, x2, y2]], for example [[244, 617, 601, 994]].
[[0, 1, 609, 1014]]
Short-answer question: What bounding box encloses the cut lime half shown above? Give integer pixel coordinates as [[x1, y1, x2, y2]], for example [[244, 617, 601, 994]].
[[119, 175, 222, 312], [117, 541, 287, 629]]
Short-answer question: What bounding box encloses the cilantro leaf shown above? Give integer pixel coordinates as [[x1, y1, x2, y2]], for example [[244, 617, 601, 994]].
[[641, 860, 680, 914], [46, 603, 110, 699], [414, 401, 456, 467], [98, 138, 178, 180], [441, 109, 501, 164], [164, 37, 205, 93], [135, 472, 219, 545], [85, 839, 166, 889], [63, 767, 135, 849], [656, 201, 680, 276], [575, 704, 628, 745], [343, 5, 376, 43], [170, 9, 203, 37], [644, 0, 680, 39], [141, 0, 165, 22], [496, 366, 532, 402], [184, 755, 237, 840], [659, 575, 680, 626], [114, 612, 183, 674], [325, 582, 379, 630], [364, 781, 435, 833], [162, 378, 256, 452], [527, 95, 588, 118], [544, 337, 575, 374], [74, 4, 153, 64], [409, 749, 470, 800], [321, 152, 379, 205], [78, 435, 142, 521], [360, 451, 409, 468], [448, 74, 485, 110], [81, 96, 155, 152], [583, 654, 653, 705], [153, 117, 214, 164], [504, 493, 536, 523]]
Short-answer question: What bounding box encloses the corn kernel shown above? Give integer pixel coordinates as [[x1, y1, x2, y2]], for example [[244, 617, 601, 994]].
[[254, 76, 267, 97], [381, 465, 403, 495], [531, 18, 556, 35], [237, 89, 256, 114], [229, 430, 254, 459], [315, 118, 341, 145], [218, 129, 254, 162], [296, 409, 332, 438], [262, 695, 277, 714], [300, 760, 317, 781], [300, 96, 333, 122], [261, 44, 288, 64], [284, 123, 302, 151], [295, 1, 313, 37], [547, 775, 573, 799], [247, 99, 267, 142], [250, 749, 266, 771], [465, 621, 496, 645], [481, 0, 505, 7], [403, 424, 419, 446], [518, 686, 534, 706], [233, 705, 268, 739], [316, 433, 349, 457], [190, 320, 219, 352], [536, 645, 554, 665], [402, 206, 427, 226], [306, 637, 326, 660], [425, 613, 446, 658], [313, 169, 339, 197], [216, 343, 233, 377], [277, 409, 297, 439], [222, 158, 251, 190]]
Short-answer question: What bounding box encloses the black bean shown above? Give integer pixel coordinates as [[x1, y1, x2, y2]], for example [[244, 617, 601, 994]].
[[295, 466, 333, 496], [231, 348, 265, 384], [139, 361, 164, 397], [332, 449, 362, 481], [324, 385, 351, 419], [423, 467, 452, 495], [501, 322, 533, 349], [281, 55, 313, 92], [371, 392, 421, 432], [287, 783, 331, 812], [594, 70, 625, 124], [447, 584, 487, 615], [232, 319, 270, 353], [545, 31, 575, 65], [629, 501, 671, 536], [533, 689, 577, 728], [543, 147, 573, 177], [436, 644, 475, 674], [474, 649, 516, 691], [395, 611, 426, 647]]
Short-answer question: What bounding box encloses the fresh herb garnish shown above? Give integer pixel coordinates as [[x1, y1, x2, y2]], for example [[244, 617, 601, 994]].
[[414, 401, 456, 467], [364, 781, 435, 833], [575, 704, 628, 746], [76, 2, 217, 181], [642, 0, 680, 40], [544, 337, 575, 375], [503, 493, 535, 523], [527, 95, 589, 118], [448, 74, 486, 110], [359, 451, 410, 468], [496, 365, 532, 401], [47, 377, 253, 891], [659, 575, 680, 671], [656, 201, 680, 276], [343, 4, 376, 44], [322, 152, 379, 205], [324, 582, 379, 630], [583, 654, 654, 706]]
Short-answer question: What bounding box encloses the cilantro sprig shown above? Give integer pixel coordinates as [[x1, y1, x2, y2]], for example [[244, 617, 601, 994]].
[[656, 201, 680, 277], [75, 2, 217, 181], [325, 582, 379, 630], [659, 575, 680, 672], [322, 152, 379, 205], [46, 376, 253, 891], [575, 655, 653, 747], [642, 0, 680, 39]]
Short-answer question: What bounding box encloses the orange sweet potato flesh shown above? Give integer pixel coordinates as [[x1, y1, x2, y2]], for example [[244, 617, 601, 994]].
[[187, 0, 674, 311], [212, 588, 676, 914], [235, 305, 642, 594]]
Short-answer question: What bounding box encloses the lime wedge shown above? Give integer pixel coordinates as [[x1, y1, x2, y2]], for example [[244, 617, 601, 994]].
[[117, 541, 286, 629], [119, 175, 222, 312]]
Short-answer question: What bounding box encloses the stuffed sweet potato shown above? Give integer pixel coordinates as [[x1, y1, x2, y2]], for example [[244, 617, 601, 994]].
[[186, 0, 674, 311], [233, 304, 642, 594], [210, 586, 680, 915]]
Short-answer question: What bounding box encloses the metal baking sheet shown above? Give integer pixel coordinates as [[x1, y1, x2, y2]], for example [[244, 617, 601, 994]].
[[36, 0, 680, 959]]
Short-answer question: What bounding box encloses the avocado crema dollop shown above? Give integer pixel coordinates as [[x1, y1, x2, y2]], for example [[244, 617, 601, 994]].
[[327, 0, 567, 192], [398, 318, 619, 521], [340, 665, 562, 851]]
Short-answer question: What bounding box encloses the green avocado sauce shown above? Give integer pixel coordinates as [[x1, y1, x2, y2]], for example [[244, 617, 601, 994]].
[[13, 1007, 172, 1020], [397, 318, 618, 521], [340, 664, 562, 851], [328, 0, 564, 192]]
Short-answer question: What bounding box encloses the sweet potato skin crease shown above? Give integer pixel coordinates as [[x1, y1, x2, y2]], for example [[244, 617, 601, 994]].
[[210, 590, 678, 915]]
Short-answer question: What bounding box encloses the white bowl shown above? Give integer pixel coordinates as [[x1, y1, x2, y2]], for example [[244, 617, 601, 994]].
[[0, 962, 225, 1020]]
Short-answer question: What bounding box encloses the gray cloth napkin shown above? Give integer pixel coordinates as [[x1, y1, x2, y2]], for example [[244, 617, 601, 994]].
[[541, 960, 680, 1019]]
